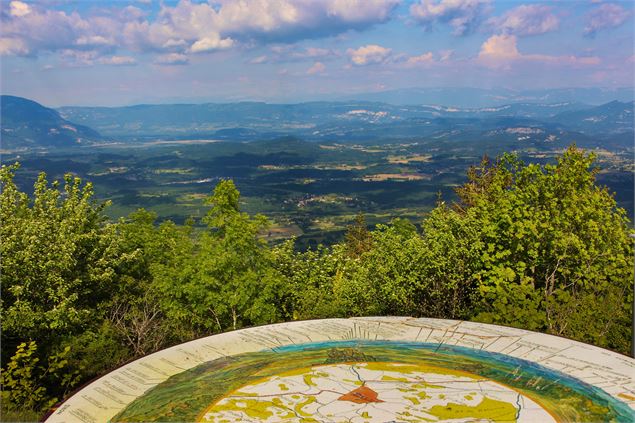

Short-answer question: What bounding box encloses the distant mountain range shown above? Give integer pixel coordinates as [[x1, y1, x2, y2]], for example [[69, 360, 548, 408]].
[[1, 95, 103, 149], [337, 87, 634, 108], [1, 94, 633, 150]]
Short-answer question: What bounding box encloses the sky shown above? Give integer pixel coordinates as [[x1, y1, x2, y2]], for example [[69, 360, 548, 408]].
[[0, 0, 633, 106]]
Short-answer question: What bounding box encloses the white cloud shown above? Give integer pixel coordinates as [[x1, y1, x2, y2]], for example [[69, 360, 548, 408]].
[[9, 1, 31, 18], [0, 37, 30, 55], [58, 51, 137, 67], [0, 1, 130, 56], [348, 44, 392, 65], [249, 55, 268, 64], [135, 0, 398, 54], [307, 61, 326, 74], [59, 50, 100, 66], [478, 34, 600, 68], [438, 49, 454, 61], [189, 35, 234, 53], [0, 0, 399, 63], [154, 53, 189, 65], [584, 3, 631, 36], [325, 0, 399, 23], [405, 52, 434, 66], [410, 0, 492, 36], [479, 34, 519, 61], [98, 55, 137, 66], [261, 45, 340, 63], [75, 35, 115, 47], [487, 4, 559, 36]]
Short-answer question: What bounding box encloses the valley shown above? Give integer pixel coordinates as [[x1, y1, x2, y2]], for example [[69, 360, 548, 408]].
[[2, 94, 633, 249], [5, 135, 633, 249]]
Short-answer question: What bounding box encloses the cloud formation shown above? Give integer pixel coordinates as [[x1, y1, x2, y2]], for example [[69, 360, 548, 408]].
[[251, 45, 339, 64], [347, 44, 392, 65], [306, 61, 326, 74], [410, 0, 492, 36], [98, 55, 137, 66], [0, 0, 399, 60], [478, 34, 600, 68], [584, 3, 631, 36], [487, 4, 559, 36], [404, 52, 434, 66], [154, 53, 189, 65]]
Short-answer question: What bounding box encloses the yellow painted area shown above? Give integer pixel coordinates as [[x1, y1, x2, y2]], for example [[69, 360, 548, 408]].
[[363, 362, 480, 380], [382, 375, 410, 382], [231, 391, 257, 397], [397, 411, 435, 423], [416, 391, 429, 400], [202, 398, 277, 420], [304, 371, 329, 386], [427, 397, 517, 422], [412, 383, 444, 390], [294, 396, 317, 418], [618, 393, 635, 401], [197, 362, 534, 423], [405, 396, 420, 405]]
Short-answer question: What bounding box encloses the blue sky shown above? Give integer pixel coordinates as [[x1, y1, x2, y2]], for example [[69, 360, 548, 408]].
[[1, 0, 633, 106]]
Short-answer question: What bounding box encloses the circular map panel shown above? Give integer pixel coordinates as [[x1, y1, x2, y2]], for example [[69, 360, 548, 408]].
[[45, 317, 635, 423]]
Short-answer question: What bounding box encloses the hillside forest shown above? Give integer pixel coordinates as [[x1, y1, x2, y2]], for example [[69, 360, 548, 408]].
[[1, 146, 633, 420]]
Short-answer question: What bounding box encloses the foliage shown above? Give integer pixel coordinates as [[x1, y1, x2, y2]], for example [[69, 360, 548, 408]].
[[0, 341, 77, 412], [157, 180, 291, 334], [1, 164, 115, 347], [1, 146, 633, 416], [0, 163, 123, 412], [344, 212, 373, 257], [459, 147, 633, 352]]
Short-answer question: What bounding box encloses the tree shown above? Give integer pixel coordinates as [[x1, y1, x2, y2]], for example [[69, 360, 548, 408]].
[[0, 164, 122, 411], [109, 209, 195, 355], [457, 147, 634, 353], [344, 212, 373, 257], [158, 180, 290, 333]]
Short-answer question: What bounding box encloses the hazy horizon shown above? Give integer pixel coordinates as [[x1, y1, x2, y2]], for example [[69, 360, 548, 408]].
[[3, 85, 635, 109]]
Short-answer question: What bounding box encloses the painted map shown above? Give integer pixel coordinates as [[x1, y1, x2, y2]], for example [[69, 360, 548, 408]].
[[44, 317, 635, 422]]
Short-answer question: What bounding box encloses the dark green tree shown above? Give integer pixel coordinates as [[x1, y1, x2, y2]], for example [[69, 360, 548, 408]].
[[344, 212, 373, 258]]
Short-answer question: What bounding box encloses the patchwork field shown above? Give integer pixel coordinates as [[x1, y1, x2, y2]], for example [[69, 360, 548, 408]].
[[5, 137, 633, 249]]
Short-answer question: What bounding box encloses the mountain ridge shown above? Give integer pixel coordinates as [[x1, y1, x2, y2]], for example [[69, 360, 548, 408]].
[[1, 95, 103, 149]]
